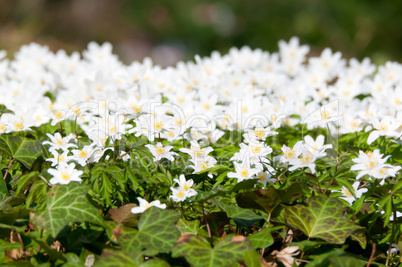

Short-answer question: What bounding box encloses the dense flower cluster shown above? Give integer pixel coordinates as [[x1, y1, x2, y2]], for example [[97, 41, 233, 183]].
[[0, 37, 401, 208]]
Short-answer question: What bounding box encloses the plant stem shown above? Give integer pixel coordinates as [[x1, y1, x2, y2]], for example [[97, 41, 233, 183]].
[[38, 175, 52, 187], [3, 158, 13, 180], [385, 196, 396, 266], [201, 202, 211, 238], [261, 213, 271, 256], [366, 243, 376, 267]]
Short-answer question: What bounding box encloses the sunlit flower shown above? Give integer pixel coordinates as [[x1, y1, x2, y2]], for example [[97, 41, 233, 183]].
[[145, 142, 178, 162], [332, 181, 367, 205], [48, 163, 83, 185], [131, 197, 166, 214]]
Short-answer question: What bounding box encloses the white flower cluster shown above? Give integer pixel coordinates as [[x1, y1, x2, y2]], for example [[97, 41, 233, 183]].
[[0, 38, 400, 203]]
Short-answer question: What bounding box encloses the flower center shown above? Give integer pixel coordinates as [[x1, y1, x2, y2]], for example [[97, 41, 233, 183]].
[[240, 168, 249, 177], [342, 187, 353, 198], [254, 130, 265, 139], [54, 110, 63, 119], [61, 172, 70, 181], [321, 110, 330, 120]]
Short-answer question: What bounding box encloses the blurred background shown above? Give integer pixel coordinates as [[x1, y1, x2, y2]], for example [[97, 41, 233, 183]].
[[1, 0, 402, 66]]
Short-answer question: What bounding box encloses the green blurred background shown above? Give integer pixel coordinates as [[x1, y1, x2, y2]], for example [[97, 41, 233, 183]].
[[1, 0, 402, 66]]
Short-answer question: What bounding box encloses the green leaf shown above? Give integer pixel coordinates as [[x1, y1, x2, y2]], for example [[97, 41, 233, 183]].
[[350, 229, 367, 249], [247, 227, 274, 249], [0, 135, 43, 168], [176, 218, 200, 235], [243, 251, 266, 267], [213, 199, 265, 227], [288, 240, 330, 251], [237, 183, 303, 214], [306, 249, 367, 267], [283, 196, 361, 244], [140, 258, 170, 267], [61, 253, 85, 267], [32, 183, 104, 237], [108, 203, 139, 227], [96, 249, 139, 267], [117, 207, 180, 253], [0, 176, 8, 199], [12, 171, 39, 195], [172, 234, 254, 267]]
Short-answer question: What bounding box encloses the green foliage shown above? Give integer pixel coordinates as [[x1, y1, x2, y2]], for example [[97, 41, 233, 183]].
[[0, 135, 43, 168], [172, 234, 254, 267], [284, 196, 361, 244], [31, 183, 104, 237], [117, 207, 181, 253]]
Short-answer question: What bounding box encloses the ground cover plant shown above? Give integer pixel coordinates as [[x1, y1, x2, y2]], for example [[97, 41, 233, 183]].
[[0, 37, 401, 266]]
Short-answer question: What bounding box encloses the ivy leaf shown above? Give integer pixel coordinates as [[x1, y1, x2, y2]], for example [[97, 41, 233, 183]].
[[96, 249, 139, 267], [243, 251, 268, 267], [176, 219, 200, 235], [213, 199, 265, 227], [108, 204, 140, 227], [172, 234, 254, 267], [0, 135, 43, 168], [117, 207, 180, 253], [247, 227, 274, 249], [32, 183, 104, 237], [237, 183, 303, 214], [140, 258, 170, 267], [283, 196, 361, 244], [306, 249, 367, 267]]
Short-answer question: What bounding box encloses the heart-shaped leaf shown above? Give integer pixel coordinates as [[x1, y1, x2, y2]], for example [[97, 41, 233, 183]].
[[0, 135, 43, 168], [236, 183, 303, 214], [213, 199, 265, 227], [32, 183, 104, 237], [117, 207, 180, 253], [283, 196, 360, 244], [172, 234, 253, 267], [247, 227, 274, 249]]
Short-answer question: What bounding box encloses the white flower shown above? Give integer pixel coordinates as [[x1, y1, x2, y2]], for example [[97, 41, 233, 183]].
[[332, 182, 367, 205], [303, 134, 332, 158], [256, 171, 276, 186], [50, 109, 66, 126], [227, 161, 262, 183], [48, 163, 83, 185], [351, 150, 391, 180], [367, 116, 401, 145], [243, 126, 278, 142], [43, 132, 78, 152], [71, 144, 99, 166], [179, 140, 213, 160], [131, 197, 166, 214], [145, 142, 177, 162], [46, 150, 74, 167], [173, 175, 197, 196], [274, 141, 303, 164], [188, 156, 217, 176], [289, 150, 317, 174], [169, 187, 189, 202]]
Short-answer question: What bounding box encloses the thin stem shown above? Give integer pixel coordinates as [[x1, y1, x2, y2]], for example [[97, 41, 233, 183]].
[[16, 232, 27, 261], [300, 236, 310, 259], [201, 203, 211, 238], [323, 178, 334, 195], [38, 175, 52, 187], [366, 243, 376, 267], [73, 116, 79, 147], [59, 121, 63, 134], [385, 197, 397, 266], [261, 213, 271, 256], [3, 158, 13, 180]]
